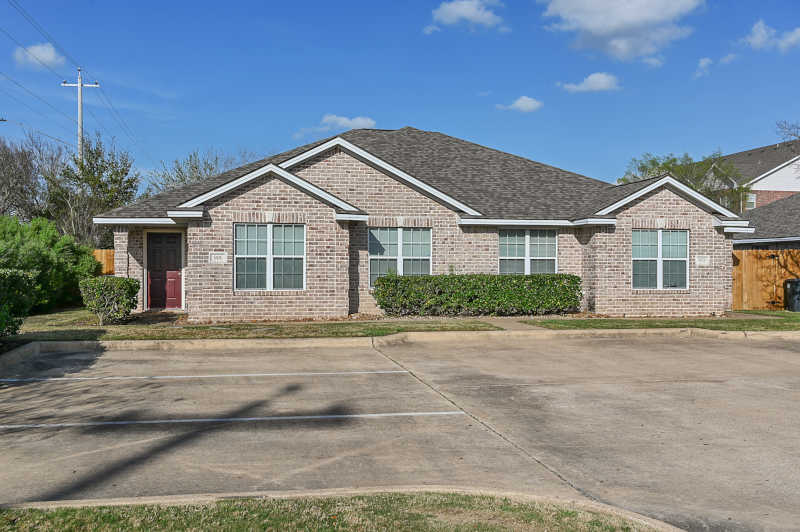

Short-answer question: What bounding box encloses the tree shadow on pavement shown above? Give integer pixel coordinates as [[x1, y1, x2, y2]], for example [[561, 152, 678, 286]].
[[23, 383, 357, 503]]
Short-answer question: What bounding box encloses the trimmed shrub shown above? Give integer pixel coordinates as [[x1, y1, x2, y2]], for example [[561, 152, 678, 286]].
[[0, 216, 100, 311], [373, 273, 582, 316], [0, 269, 36, 337], [79, 277, 140, 325]]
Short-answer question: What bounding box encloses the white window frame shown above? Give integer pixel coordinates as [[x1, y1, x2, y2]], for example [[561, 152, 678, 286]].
[[498, 229, 558, 274], [233, 223, 306, 291], [745, 193, 756, 210], [631, 229, 689, 291], [368, 227, 432, 287]]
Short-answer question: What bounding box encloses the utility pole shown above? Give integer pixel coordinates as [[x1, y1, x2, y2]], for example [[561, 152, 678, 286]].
[[61, 67, 99, 161]]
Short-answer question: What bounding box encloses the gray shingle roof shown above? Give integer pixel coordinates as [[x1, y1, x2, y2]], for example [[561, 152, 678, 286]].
[[721, 140, 800, 184], [735, 192, 800, 240], [99, 127, 734, 221]]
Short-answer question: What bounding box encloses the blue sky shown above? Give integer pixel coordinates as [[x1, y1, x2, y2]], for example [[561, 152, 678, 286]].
[[1, 0, 799, 185]]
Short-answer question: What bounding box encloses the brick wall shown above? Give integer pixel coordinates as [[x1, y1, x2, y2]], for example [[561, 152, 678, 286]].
[[586, 188, 733, 317], [752, 190, 797, 208], [113, 226, 146, 312], [183, 177, 349, 322], [293, 147, 497, 314]]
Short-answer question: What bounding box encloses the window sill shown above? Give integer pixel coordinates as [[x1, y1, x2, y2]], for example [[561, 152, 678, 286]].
[[631, 288, 690, 294], [234, 289, 306, 294]]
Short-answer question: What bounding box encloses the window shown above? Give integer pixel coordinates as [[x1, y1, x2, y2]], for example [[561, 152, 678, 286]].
[[369, 227, 431, 286], [234, 224, 305, 290], [632, 229, 688, 290], [745, 193, 756, 210], [499, 230, 557, 274]]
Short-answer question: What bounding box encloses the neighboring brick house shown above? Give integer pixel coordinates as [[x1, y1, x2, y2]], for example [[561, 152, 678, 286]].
[[95, 127, 753, 319], [720, 140, 800, 210]]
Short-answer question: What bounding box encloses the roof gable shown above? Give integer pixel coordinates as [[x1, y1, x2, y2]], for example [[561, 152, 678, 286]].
[[592, 175, 739, 218], [178, 164, 360, 213]]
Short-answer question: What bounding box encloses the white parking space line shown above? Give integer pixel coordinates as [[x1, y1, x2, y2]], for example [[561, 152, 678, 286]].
[[0, 411, 466, 430], [0, 370, 409, 383]]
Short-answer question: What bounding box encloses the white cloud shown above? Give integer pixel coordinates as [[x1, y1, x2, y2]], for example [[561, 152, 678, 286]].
[[13, 42, 65, 69], [294, 114, 376, 138], [495, 95, 543, 113], [425, 0, 506, 33], [558, 72, 621, 93], [743, 19, 775, 50], [743, 20, 800, 52], [694, 57, 712, 78], [540, 0, 703, 60], [719, 53, 737, 64], [642, 56, 664, 68]]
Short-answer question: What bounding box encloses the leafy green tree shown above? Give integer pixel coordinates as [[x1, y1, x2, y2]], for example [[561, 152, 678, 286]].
[[0, 216, 99, 311], [619, 151, 750, 214], [146, 147, 256, 194], [46, 133, 140, 247]]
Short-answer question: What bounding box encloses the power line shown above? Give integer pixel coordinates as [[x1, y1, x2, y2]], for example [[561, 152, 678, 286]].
[[0, 71, 78, 126], [0, 25, 67, 79], [7, 0, 160, 166], [0, 116, 77, 147], [7, 0, 80, 69], [0, 25, 113, 140]]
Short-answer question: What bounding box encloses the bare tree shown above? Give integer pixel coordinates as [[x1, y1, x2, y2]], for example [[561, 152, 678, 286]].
[[0, 133, 64, 220], [146, 147, 258, 194], [777, 120, 800, 141]]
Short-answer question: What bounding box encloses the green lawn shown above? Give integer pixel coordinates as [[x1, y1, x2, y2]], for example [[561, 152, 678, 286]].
[[527, 310, 800, 331], [0, 308, 497, 352], [0, 493, 655, 531]]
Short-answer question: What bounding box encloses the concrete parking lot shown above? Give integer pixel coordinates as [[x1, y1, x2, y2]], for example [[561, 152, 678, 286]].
[[1, 332, 799, 531]]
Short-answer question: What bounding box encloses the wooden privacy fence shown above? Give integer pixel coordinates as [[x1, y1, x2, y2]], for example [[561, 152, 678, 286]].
[[93, 249, 115, 275], [732, 249, 800, 310]]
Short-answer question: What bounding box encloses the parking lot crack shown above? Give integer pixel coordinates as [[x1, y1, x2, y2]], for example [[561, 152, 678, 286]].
[[370, 338, 596, 502]]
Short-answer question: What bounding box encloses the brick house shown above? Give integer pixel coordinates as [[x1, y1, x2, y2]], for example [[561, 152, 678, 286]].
[[95, 127, 753, 320], [720, 139, 800, 211]]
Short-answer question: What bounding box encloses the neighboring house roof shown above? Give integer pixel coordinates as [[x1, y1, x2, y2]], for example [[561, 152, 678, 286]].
[[720, 140, 800, 185], [96, 127, 743, 224], [735, 192, 800, 242]]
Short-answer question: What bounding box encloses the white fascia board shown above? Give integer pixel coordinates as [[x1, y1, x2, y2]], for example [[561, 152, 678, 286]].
[[571, 218, 617, 226], [734, 236, 800, 244], [177, 164, 360, 212], [459, 218, 617, 227], [745, 155, 800, 187], [93, 217, 177, 225], [335, 213, 369, 221], [723, 227, 756, 233], [595, 176, 739, 218], [278, 137, 483, 216], [459, 219, 573, 226], [712, 217, 749, 227], [167, 210, 204, 218]]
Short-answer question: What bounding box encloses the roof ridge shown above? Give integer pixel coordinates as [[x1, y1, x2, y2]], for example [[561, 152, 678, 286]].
[[721, 139, 800, 159], [419, 129, 611, 188]]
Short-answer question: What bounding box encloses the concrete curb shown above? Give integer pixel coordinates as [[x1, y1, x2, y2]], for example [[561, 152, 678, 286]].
[[4, 485, 681, 531], [2, 327, 797, 373]]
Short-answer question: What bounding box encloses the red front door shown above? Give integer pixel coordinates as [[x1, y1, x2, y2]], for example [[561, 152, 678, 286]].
[[147, 233, 182, 309]]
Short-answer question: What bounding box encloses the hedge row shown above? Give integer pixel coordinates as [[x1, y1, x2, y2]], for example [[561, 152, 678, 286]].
[[373, 273, 582, 316], [79, 277, 140, 326], [0, 269, 36, 337], [0, 216, 100, 311]]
